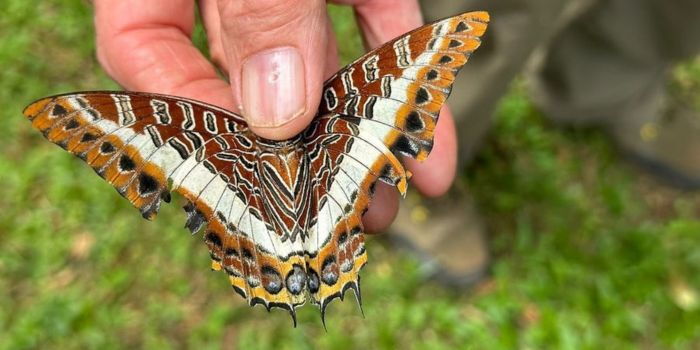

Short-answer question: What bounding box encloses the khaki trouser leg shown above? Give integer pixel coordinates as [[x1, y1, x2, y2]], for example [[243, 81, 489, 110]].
[[420, 0, 594, 166], [530, 0, 700, 127]]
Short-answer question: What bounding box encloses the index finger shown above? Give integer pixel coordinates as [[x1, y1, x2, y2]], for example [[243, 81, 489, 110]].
[[94, 0, 234, 109]]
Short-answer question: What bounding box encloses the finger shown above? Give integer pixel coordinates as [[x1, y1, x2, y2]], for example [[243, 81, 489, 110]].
[[331, 0, 424, 49], [216, 0, 330, 140], [362, 183, 399, 233], [94, 0, 235, 110], [198, 0, 228, 74]]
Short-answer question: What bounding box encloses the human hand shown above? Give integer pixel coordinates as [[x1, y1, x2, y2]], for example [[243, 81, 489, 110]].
[[93, 0, 457, 232]]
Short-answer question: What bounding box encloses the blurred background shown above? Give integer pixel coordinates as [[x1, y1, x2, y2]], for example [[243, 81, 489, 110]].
[[2, 1, 700, 349]]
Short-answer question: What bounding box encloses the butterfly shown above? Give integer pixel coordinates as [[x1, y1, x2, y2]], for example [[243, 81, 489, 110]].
[[23, 11, 489, 323]]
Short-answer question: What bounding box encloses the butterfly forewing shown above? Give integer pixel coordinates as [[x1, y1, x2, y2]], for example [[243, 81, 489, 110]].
[[22, 11, 489, 321], [302, 11, 489, 312]]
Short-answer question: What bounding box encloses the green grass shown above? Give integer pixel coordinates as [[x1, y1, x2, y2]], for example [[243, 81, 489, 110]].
[[2, 1, 700, 349]]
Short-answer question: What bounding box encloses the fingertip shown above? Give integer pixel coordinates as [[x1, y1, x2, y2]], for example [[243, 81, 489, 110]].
[[246, 108, 317, 140], [216, 0, 329, 141]]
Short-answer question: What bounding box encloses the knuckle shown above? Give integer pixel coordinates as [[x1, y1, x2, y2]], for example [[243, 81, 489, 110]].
[[218, 0, 320, 26]]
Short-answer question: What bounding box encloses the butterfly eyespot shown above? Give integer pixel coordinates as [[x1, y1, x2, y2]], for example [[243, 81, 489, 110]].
[[285, 265, 306, 295], [321, 256, 339, 286], [261, 266, 283, 294], [340, 258, 354, 273], [449, 39, 463, 48]]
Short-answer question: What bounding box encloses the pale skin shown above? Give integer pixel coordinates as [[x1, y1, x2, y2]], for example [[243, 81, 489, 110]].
[[94, 0, 458, 232]]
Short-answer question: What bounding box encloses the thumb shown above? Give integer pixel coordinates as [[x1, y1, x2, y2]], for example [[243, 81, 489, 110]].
[[216, 0, 329, 140]]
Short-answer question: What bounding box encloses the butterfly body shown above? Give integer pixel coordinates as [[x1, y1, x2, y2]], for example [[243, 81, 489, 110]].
[[23, 11, 489, 321]]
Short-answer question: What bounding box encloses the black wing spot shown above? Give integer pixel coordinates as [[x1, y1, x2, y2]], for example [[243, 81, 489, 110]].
[[80, 132, 98, 142], [241, 248, 254, 261], [368, 181, 377, 196], [184, 204, 207, 233], [426, 69, 439, 81], [455, 21, 469, 32], [138, 173, 159, 195], [405, 111, 425, 132], [391, 135, 419, 157], [52, 104, 67, 117], [65, 119, 80, 130], [439, 55, 453, 64], [449, 39, 462, 48], [415, 87, 430, 105], [119, 155, 136, 172], [100, 142, 115, 154], [216, 211, 227, 224], [205, 231, 223, 249], [225, 247, 239, 258]]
